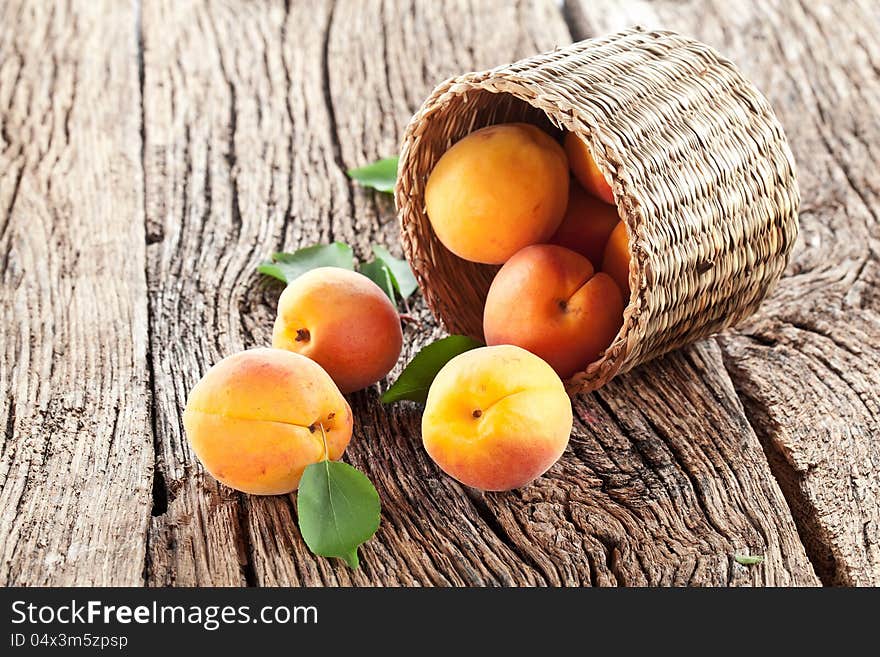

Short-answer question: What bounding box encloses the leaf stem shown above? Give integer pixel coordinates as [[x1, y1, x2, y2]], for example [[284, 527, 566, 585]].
[[398, 312, 421, 327], [318, 422, 330, 461]]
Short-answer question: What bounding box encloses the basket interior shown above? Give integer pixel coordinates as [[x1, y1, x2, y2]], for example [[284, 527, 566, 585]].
[[404, 87, 632, 353]]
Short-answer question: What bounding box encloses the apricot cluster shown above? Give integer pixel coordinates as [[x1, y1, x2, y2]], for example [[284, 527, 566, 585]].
[[426, 123, 631, 378], [184, 268, 403, 495], [182, 123, 630, 501]]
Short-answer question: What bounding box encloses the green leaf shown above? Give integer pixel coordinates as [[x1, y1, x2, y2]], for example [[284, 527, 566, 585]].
[[359, 259, 396, 302], [372, 245, 418, 299], [297, 460, 381, 569], [381, 335, 483, 404], [257, 242, 355, 283], [347, 157, 399, 193], [734, 554, 765, 566], [256, 262, 291, 283]]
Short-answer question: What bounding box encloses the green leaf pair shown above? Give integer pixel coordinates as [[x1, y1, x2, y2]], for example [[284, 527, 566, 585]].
[[359, 245, 418, 304], [258, 241, 416, 306], [257, 242, 355, 284]]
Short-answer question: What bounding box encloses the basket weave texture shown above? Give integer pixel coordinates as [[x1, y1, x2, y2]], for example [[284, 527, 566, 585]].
[[395, 27, 799, 393]]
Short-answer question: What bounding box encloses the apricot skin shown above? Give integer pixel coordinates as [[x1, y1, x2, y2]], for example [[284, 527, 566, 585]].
[[602, 221, 631, 299], [550, 181, 620, 267], [272, 267, 403, 394], [425, 123, 569, 264], [564, 132, 614, 205], [422, 345, 572, 491], [483, 244, 624, 378], [183, 348, 353, 495]]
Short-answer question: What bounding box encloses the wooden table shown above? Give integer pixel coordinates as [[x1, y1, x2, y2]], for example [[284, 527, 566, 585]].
[[1, 0, 877, 587]]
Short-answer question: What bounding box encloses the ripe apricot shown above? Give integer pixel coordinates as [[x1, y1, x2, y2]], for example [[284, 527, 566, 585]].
[[602, 221, 631, 298], [424, 123, 569, 264], [564, 132, 614, 204], [483, 244, 623, 378], [272, 267, 403, 393], [422, 345, 572, 491], [550, 181, 620, 267], [183, 348, 353, 495]]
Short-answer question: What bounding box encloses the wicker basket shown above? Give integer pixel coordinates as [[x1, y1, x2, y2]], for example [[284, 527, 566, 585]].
[[395, 27, 799, 393]]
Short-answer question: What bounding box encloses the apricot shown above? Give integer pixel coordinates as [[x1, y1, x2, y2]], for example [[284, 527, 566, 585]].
[[550, 181, 620, 267], [422, 345, 572, 491], [483, 244, 623, 378], [424, 123, 569, 264], [183, 348, 353, 495], [564, 132, 614, 204], [602, 221, 631, 298], [272, 267, 403, 393]]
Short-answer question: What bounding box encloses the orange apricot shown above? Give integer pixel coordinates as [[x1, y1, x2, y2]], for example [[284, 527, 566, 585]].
[[564, 132, 615, 204], [183, 348, 353, 495], [422, 345, 572, 491], [550, 181, 620, 267], [602, 220, 631, 299], [425, 123, 569, 264], [272, 267, 403, 394], [483, 244, 623, 378]]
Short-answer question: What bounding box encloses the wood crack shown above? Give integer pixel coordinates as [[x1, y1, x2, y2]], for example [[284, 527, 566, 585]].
[[278, 1, 296, 251], [718, 343, 837, 585], [463, 488, 548, 585], [641, 409, 733, 544], [235, 493, 258, 587], [137, 0, 169, 588], [320, 0, 351, 245], [0, 165, 23, 262]]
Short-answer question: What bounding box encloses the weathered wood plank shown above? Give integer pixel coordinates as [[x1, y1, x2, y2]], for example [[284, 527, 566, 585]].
[[141, 0, 816, 585], [141, 0, 280, 586], [0, 1, 151, 585], [569, 0, 880, 586]]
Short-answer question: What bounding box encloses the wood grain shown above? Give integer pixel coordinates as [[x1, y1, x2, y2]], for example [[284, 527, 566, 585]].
[[141, 0, 817, 585], [2, 0, 864, 586], [140, 0, 288, 586], [0, 1, 152, 585], [569, 0, 880, 585]]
